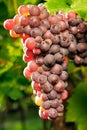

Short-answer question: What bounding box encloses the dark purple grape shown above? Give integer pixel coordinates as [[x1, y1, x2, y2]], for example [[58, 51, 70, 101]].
[[77, 43, 87, 53], [54, 80, 65, 92], [49, 45, 60, 54], [54, 53, 64, 63], [39, 25, 47, 34], [50, 24, 61, 34], [38, 74, 47, 84], [30, 28, 42, 37], [29, 5, 40, 16], [13, 24, 24, 34], [24, 25, 31, 35], [74, 55, 83, 65], [36, 56, 44, 65], [48, 90, 57, 99], [50, 99, 59, 108], [29, 16, 40, 27], [42, 81, 53, 93], [20, 16, 29, 27], [51, 64, 62, 75], [56, 104, 64, 112], [60, 71, 68, 81], [42, 100, 50, 109], [44, 54, 55, 67], [48, 108, 58, 119], [40, 41, 50, 51], [41, 93, 48, 101], [48, 74, 59, 84]]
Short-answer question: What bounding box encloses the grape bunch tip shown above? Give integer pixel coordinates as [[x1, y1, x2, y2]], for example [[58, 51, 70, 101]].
[[4, 3, 87, 120]]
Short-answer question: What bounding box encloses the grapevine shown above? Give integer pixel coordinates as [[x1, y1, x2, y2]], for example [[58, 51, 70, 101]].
[[4, 4, 87, 120]]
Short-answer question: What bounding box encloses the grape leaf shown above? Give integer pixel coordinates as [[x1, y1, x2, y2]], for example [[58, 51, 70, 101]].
[[66, 81, 87, 130], [45, 0, 70, 13], [45, 0, 87, 20]]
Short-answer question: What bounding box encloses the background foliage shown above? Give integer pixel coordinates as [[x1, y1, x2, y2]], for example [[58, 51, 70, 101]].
[[0, 0, 87, 130]]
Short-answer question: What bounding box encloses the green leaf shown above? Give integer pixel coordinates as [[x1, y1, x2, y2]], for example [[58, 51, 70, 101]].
[[66, 81, 87, 130], [70, 0, 87, 20], [23, 0, 42, 5], [45, 0, 70, 13], [8, 87, 24, 100]]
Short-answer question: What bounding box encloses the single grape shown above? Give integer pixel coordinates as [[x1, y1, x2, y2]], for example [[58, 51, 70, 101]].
[[40, 19, 50, 29], [23, 67, 31, 78], [74, 55, 83, 65], [27, 60, 38, 72], [24, 25, 31, 35], [51, 35, 60, 44], [48, 90, 57, 99], [60, 47, 69, 55], [40, 41, 50, 52], [39, 25, 47, 34], [48, 108, 58, 119], [77, 43, 87, 53], [36, 56, 44, 65], [13, 24, 24, 34], [60, 90, 68, 100], [54, 53, 64, 63], [44, 54, 55, 67], [54, 80, 65, 92], [18, 5, 29, 15], [41, 93, 48, 101], [31, 71, 40, 81], [49, 45, 60, 54], [29, 16, 40, 27], [35, 36, 43, 43], [50, 99, 59, 108], [42, 100, 50, 109], [60, 71, 68, 81], [48, 74, 59, 85], [42, 64, 51, 71], [51, 64, 62, 75], [39, 9, 49, 20], [4, 19, 15, 30], [30, 28, 42, 37], [42, 81, 53, 93], [25, 37, 36, 50], [29, 5, 40, 16], [48, 15, 58, 24], [38, 74, 47, 84], [20, 16, 29, 27], [50, 24, 61, 34], [56, 104, 64, 112]]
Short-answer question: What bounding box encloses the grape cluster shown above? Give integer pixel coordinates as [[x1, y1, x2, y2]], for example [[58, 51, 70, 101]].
[[4, 4, 87, 120]]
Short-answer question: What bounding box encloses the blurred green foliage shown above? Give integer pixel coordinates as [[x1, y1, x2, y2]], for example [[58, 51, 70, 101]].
[[0, 0, 87, 130]]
